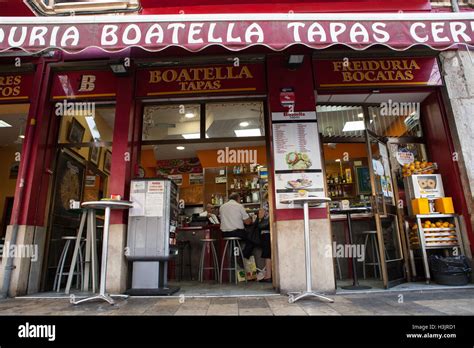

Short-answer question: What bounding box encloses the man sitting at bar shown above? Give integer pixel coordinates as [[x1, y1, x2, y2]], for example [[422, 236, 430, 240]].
[[199, 203, 220, 225], [219, 193, 254, 258]]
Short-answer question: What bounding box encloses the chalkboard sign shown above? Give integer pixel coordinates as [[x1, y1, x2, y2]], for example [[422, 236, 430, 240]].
[[356, 166, 371, 195]]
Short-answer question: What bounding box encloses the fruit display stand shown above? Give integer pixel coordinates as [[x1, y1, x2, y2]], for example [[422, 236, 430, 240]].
[[406, 214, 465, 283]]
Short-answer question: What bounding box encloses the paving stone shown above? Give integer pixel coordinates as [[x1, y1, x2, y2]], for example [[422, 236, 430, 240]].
[[238, 298, 269, 309], [271, 306, 308, 316], [210, 298, 239, 305], [239, 308, 273, 316], [206, 303, 239, 315], [174, 308, 208, 316]]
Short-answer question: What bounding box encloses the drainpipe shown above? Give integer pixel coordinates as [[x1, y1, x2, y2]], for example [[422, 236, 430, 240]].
[[0, 58, 49, 299], [451, 0, 460, 12]]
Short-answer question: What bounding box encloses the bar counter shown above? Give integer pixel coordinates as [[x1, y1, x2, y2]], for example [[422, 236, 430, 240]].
[[171, 224, 222, 281]]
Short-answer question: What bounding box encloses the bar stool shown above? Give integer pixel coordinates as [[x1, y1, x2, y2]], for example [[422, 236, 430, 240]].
[[176, 240, 193, 281], [332, 233, 343, 280], [220, 237, 247, 284], [198, 239, 219, 282], [361, 231, 389, 280], [53, 236, 84, 292]]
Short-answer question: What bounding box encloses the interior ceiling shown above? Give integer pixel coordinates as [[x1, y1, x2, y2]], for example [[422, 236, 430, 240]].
[[0, 104, 29, 147], [145, 140, 265, 161], [317, 91, 432, 104], [142, 101, 264, 140]]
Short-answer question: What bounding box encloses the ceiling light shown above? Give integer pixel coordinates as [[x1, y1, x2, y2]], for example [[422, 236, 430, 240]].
[[239, 121, 249, 127], [357, 113, 364, 118], [182, 133, 200, 139], [184, 113, 195, 119], [234, 128, 261, 137], [342, 121, 366, 132], [19, 135, 25, 139], [335, 159, 341, 162], [176, 146, 185, 150], [0, 120, 12, 127]]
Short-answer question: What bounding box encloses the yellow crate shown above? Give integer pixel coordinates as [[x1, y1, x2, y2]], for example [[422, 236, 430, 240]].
[[412, 198, 430, 215], [435, 197, 455, 214]]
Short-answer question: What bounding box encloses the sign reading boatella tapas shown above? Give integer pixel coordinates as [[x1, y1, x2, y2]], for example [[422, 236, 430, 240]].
[[0, 17, 472, 53], [136, 64, 265, 96], [314, 57, 442, 88]]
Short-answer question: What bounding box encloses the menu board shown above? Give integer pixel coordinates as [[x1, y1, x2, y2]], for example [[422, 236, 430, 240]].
[[274, 172, 325, 209], [272, 122, 322, 172], [271, 112, 325, 210]]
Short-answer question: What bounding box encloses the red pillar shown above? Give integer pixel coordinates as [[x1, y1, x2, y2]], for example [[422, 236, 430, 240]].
[[109, 67, 137, 224], [11, 56, 58, 226]]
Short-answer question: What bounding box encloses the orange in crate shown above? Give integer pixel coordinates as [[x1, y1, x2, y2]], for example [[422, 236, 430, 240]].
[[435, 197, 455, 214]]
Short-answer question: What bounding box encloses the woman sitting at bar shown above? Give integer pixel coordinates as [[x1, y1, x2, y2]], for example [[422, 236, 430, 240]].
[[257, 197, 272, 282]]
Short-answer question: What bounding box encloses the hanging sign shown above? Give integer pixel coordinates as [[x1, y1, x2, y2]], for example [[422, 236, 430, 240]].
[[0, 73, 34, 101]]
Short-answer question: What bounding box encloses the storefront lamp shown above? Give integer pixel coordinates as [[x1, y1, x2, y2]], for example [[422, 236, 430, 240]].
[[109, 62, 128, 76], [239, 121, 249, 127], [176, 146, 185, 150], [287, 55, 305, 70]]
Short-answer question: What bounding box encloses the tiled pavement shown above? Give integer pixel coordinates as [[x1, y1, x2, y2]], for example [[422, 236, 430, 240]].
[[0, 289, 473, 316]]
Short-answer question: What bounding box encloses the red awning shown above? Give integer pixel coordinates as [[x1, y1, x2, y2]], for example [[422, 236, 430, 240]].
[[0, 13, 473, 54]]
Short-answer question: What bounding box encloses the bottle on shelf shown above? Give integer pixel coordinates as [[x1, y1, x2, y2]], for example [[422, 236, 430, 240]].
[[334, 175, 339, 184], [342, 173, 346, 184], [211, 194, 215, 205]]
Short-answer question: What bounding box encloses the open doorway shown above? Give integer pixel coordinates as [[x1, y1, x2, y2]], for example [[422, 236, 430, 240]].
[[0, 104, 28, 243], [136, 100, 276, 296], [317, 90, 470, 290]]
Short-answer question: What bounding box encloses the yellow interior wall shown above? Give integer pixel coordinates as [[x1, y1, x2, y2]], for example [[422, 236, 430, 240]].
[[58, 110, 113, 168], [0, 146, 18, 226]]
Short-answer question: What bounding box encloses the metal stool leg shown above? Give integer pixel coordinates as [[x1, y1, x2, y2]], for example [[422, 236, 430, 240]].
[[363, 234, 369, 280], [57, 240, 72, 292], [232, 240, 238, 284], [54, 239, 69, 292], [372, 234, 382, 280], [198, 242, 206, 282], [210, 242, 220, 282], [335, 256, 342, 280], [219, 240, 229, 284]]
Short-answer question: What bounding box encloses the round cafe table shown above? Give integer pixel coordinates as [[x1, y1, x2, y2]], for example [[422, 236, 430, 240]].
[[69, 200, 133, 305], [279, 196, 334, 304]]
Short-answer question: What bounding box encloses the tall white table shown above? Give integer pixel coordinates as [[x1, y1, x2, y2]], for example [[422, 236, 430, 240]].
[[68, 200, 133, 305], [280, 196, 334, 304]]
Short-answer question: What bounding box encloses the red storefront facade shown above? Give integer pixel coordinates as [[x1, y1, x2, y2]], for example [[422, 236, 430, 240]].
[[0, 3, 473, 296]]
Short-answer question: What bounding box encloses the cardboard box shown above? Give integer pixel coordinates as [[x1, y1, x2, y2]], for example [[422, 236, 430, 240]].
[[412, 198, 430, 215], [435, 197, 455, 214]]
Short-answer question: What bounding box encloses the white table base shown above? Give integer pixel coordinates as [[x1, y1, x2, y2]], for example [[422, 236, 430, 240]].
[[68, 201, 132, 305], [281, 198, 334, 304]]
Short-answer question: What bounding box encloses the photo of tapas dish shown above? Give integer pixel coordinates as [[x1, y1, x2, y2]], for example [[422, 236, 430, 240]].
[[286, 178, 313, 189], [285, 152, 312, 170]]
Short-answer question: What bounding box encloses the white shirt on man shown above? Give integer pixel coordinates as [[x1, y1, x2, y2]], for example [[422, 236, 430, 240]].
[[219, 199, 250, 232]]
